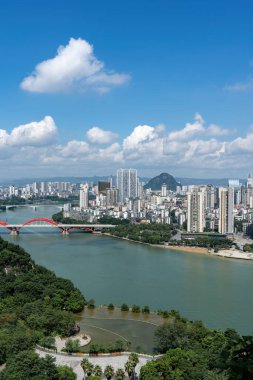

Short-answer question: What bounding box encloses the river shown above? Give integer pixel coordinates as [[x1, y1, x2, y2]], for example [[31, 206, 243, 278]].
[[1, 205, 253, 335]]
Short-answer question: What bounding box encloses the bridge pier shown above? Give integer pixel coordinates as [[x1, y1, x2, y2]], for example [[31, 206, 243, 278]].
[[62, 229, 69, 235], [10, 229, 20, 236]]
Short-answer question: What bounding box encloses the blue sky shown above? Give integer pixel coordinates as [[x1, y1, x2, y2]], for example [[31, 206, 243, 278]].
[[1, 0, 253, 179]]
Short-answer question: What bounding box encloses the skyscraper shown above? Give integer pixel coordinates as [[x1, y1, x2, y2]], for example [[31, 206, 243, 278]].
[[79, 183, 89, 209], [187, 186, 205, 232], [218, 187, 234, 234], [161, 183, 167, 197], [106, 187, 119, 208], [117, 168, 138, 204]]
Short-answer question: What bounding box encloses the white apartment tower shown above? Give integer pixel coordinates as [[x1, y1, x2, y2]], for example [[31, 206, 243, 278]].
[[117, 168, 138, 204], [187, 186, 206, 232], [218, 187, 234, 234], [79, 183, 89, 209], [161, 183, 167, 197]]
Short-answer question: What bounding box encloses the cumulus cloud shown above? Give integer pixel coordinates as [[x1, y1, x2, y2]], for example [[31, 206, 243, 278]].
[[8, 116, 57, 147], [206, 124, 230, 136], [166, 113, 230, 145], [2, 114, 253, 177], [123, 125, 161, 150], [20, 38, 130, 93], [0, 116, 57, 152], [167, 113, 205, 141], [86, 127, 118, 144]]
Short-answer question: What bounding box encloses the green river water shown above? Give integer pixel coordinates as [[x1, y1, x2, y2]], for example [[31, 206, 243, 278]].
[[1, 205, 253, 335]]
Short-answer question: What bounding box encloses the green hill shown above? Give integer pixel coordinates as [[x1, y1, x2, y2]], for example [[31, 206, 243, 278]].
[[144, 172, 180, 191]]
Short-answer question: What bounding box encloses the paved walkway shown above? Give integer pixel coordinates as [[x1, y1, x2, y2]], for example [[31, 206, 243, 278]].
[[36, 349, 151, 379], [55, 333, 91, 351]]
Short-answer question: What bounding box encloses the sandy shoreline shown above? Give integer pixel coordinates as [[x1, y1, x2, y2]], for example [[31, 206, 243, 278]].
[[103, 233, 253, 261]]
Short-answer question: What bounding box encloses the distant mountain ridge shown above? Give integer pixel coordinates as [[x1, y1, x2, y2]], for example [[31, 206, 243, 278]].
[[0, 175, 247, 187], [144, 172, 180, 191]]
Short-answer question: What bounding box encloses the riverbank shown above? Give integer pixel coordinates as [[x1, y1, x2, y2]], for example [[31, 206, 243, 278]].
[[103, 233, 253, 261]]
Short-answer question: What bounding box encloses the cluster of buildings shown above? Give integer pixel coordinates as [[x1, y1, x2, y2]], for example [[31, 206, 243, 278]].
[[0, 181, 78, 200], [1, 171, 253, 236], [186, 175, 253, 234], [76, 171, 253, 235]]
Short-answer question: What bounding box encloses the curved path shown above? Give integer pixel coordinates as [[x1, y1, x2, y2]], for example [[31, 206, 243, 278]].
[[36, 349, 152, 379]]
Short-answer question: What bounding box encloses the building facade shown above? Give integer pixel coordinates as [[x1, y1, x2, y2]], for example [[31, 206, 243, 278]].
[[187, 186, 206, 232], [117, 168, 138, 204], [218, 187, 234, 234]]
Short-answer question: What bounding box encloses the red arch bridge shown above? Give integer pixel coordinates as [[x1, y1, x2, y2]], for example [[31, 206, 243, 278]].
[[0, 218, 116, 235]]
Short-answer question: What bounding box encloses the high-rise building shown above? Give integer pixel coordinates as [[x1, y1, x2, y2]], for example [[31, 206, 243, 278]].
[[218, 187, 234, 234], [98, 181, 110, 195], [187, 186, 206, 232], [106, 187, 118, 208], [9, 186, 15, 197], [117, 168, 138, 204], [79, 183, 89, 209], [161, 183, 167, 197], [205, 185, 215, 210], [247, 173, 253, 188]]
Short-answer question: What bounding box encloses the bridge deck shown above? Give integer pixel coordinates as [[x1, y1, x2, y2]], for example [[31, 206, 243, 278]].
[[0, 224, 115, 228]]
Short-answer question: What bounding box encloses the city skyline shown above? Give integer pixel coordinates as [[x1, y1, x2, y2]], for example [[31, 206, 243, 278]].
[[1, 1, 253, 178]]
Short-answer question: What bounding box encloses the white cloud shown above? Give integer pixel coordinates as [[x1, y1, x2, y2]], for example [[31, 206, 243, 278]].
[[20, 38, 130, 93], [2, 114, 253, 178], [206, 124, 230, 136], [8, 116, 57, 147], [167, 113, 205, 141], [166, 113, 230, 143], [86, 127, 118, 144], [123, 125, 160, 150], [0, 116, 57, 157]]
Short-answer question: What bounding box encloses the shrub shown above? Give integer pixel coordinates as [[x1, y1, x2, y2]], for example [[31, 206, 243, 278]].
[[121, 303, 129, 311]]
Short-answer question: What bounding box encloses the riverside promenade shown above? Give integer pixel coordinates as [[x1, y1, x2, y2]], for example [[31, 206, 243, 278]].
[[36, 348, 157, 379]]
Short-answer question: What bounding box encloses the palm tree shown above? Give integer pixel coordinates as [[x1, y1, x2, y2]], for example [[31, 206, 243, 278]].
[[115, 368, 125, 380], [128, 353, 139, 379], [93, 364, 102, 378], [124, 360, 134, 379], [81, 358, 91, 379], [104, 365, 115, 380], [129, 353, 139, 367], [86, 362, 94, 377]]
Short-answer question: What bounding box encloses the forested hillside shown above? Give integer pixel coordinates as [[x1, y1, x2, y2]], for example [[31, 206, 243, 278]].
[[0, 236, 85, 372]]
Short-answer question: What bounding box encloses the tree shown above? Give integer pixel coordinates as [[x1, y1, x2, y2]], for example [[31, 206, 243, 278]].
[[125, 360, 134, 378], [40, 335, 56, 350], [115, 368, 125, 380], [140, 348, 208, 379], [108, 303, 115, 310], [142, 306, 150, 314], [0, 350, 58, 380], [57, 365, 77, 379], [104, 365, 115, 380], [132, 305, 140, 313], [86, 362, 94, 377], [121, 303, 129, 311], [65, 339, 80, 353], [81, 358, 92, 378], [93, 364, 102, 378], [129, 352, 139, 367]]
